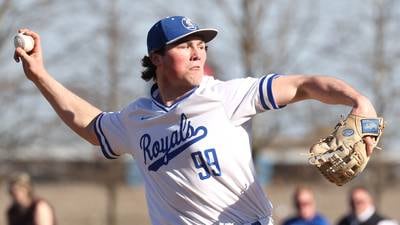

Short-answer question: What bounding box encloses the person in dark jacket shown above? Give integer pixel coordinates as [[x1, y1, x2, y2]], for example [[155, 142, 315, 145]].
[[337, 186, 398, 225]]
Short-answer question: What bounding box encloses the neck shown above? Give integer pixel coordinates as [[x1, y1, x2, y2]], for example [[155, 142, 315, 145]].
[[157, 83, 194, 106], [155, 75, 203, 106], [17, 197, 33, 209]]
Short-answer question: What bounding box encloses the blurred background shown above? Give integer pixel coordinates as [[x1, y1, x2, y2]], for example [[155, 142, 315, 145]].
[[1, 0, 399, 224]]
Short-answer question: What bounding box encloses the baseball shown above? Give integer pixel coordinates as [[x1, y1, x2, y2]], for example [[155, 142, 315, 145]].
[[14, 33, 34, 52]]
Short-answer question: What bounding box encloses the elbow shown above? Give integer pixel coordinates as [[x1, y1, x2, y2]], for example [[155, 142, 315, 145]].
[[290, 75, 312, 102], [298, 75, 334, 100]]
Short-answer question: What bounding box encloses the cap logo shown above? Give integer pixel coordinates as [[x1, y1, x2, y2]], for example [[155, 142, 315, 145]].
[[181, 17, 197, 30]]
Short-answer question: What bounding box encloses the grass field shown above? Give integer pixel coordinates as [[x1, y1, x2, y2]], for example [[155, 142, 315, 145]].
[[1, 181, 399, 225]]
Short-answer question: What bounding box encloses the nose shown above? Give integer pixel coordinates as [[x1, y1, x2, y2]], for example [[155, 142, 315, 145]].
[[190, 46, 201, 61]]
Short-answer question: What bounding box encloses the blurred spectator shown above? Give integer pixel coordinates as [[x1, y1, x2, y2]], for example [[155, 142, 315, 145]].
[[6, 172, 56, 225], [282, 186, 330, 225], [337, 186, 398, 225]]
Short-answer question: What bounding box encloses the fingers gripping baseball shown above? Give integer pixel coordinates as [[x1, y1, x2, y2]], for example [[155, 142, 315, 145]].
[[14, 29, 46, 81]]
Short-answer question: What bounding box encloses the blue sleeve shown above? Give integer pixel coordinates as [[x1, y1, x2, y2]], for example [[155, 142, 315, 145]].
[[314, 214, 330, 225], [282, 218, 298, 225]]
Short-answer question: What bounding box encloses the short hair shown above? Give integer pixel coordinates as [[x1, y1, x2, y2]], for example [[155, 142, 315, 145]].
[[8, 172, 34, 197], [350, 185, 370, 194], [293, 185, 314, 209]]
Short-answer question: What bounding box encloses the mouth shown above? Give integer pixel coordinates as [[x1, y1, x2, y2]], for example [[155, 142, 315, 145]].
[[189, 66, 201, 70]]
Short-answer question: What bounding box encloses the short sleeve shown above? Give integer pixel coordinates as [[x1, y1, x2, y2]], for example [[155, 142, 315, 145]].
[[94, 112, 130, 159], [211, 73, 284, 125]]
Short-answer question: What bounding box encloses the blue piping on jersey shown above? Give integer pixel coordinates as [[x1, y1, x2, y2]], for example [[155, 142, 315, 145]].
[[94, 113, 120, 159], [259, 76, 270, 110], [267, 74, 279, 109], [151, 99, 169, 112], [259, 74, 281, 110], [150, 83, 198, 112]]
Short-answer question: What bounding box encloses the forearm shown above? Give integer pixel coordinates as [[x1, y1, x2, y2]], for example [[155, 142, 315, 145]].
[[14, 29, 101, 145], [32, 70, 101, 145], [274, 75, 377, 117]]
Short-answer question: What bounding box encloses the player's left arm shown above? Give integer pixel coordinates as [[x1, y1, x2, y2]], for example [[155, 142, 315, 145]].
[[272, 75, 378, 154], [272, 75, 376, 116]]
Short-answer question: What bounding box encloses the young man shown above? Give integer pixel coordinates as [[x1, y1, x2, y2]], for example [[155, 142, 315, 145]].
[[14, 16, 379, 225]]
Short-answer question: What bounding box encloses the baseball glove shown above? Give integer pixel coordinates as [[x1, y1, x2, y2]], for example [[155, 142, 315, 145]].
[[308, 114, 384, 186]]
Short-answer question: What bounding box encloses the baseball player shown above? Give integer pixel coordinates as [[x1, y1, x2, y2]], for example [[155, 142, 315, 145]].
[[14, 16, 378, 225]]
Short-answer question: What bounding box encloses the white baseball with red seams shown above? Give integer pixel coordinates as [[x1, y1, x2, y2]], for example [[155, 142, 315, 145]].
[[14, 33, 34, 52]]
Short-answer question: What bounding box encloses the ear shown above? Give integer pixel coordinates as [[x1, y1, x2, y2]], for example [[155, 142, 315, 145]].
[[150, 53, 162, 66]]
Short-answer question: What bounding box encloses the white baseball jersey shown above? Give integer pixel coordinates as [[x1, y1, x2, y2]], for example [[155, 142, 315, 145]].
[[94, 74, 283, 225]]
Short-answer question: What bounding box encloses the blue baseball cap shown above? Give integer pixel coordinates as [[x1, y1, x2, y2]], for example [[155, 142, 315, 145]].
[[147, 16, 218, 54]]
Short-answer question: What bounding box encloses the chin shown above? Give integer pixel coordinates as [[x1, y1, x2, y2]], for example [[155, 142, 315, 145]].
[[183, 71, 202, 84], [192, 74, 204, 85]]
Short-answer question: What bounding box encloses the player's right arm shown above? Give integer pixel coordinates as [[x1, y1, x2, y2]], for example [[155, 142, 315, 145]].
[[14, 29, 100, 145]]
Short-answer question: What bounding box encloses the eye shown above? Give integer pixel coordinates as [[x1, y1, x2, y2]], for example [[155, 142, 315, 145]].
[[198, 44, 207, 51]]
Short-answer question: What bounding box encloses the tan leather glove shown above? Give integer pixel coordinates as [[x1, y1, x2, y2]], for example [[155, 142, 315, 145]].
[[309, 114, 384, 186]]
